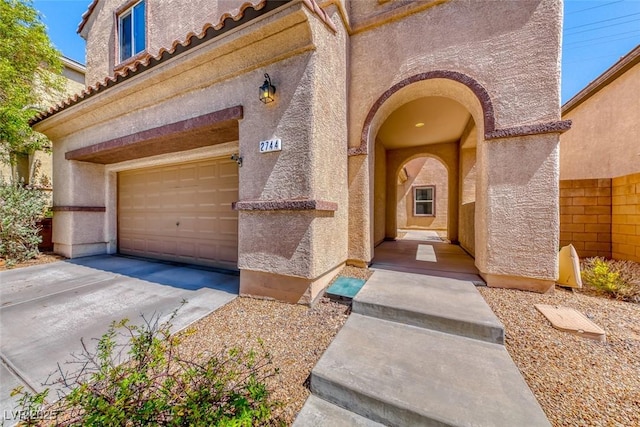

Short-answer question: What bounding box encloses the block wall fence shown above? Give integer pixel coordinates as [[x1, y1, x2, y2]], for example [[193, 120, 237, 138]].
[[560, 172, 640, 262], [612, 172, 640, 262]]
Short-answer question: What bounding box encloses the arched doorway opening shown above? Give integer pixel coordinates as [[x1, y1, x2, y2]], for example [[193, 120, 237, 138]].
[[372, 95, 477, 247], [396, 156, 449, 241], [369, 91, 480, 277]]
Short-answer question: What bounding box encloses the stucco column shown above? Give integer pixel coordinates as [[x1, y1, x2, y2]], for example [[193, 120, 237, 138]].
[[51, 153, 108, 258], [475, 133, 560, 292], [347, 154, 373, 266]]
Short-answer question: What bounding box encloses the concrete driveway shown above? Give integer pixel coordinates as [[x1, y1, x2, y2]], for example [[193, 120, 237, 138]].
[[0, 255, 238, 424]]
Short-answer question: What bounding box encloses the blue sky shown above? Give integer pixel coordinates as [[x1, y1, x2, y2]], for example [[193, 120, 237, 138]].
[[33, 0, 640, 104]]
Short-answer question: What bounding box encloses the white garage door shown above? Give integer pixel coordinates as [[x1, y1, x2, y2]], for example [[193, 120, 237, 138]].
[[118, 157, 238, 269]]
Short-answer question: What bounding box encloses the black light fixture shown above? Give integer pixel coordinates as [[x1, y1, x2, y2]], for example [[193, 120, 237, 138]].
[[259, 73, 276, 104]]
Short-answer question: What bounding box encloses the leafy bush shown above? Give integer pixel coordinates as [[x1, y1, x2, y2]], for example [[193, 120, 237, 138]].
[[11, 307, 281, 426], [581, 257, 640, 303], [0, 179, 48, 265]]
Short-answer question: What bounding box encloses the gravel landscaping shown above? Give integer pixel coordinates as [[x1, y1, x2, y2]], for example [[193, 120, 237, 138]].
[[0, 252, 65, 270], [177, 295, 350, 425], [479, 285, 640, 426]]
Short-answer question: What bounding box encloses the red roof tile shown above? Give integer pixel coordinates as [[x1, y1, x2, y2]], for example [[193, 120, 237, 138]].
[[34, 0, 336, 125], [77, 0, 100, 34]]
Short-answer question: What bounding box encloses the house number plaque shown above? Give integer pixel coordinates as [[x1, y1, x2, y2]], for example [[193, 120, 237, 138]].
[[259, 138, 282, 153]]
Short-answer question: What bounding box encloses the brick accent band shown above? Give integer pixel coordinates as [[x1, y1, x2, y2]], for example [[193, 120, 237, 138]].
[[52, 206, 106, 212], [233, 199, 338, 211]]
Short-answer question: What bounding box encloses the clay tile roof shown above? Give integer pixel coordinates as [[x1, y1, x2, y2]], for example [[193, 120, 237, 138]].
[[35, 0, 336, 125], [33, 0, 283, 125], [77, 0, 100, 34]]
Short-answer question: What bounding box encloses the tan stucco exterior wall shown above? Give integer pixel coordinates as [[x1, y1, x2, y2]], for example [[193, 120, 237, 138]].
[[384, 142, 458, 243], [612, 173, 640, 262], [38, 3, 349, 304], [459, 146, 476, 256], [373, 140, 386, 246], [36, 0, 567, 299], [81, 0, 272, 86], [559, 179, 612, 258], [397, 157, 448, 231], [347, 0, 563, 292], [560, 62, 640, 180]]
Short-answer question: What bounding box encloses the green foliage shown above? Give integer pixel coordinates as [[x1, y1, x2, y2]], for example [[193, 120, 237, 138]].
[[11, 307, 282, 426], [0, 178, 47, 265], [581, 257, 640, 303], [0, 0, 64, 164]]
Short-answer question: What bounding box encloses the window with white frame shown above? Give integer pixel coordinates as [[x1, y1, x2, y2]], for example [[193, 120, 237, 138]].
[[414, 186, 435, 216], [119, 0, 146, 62]]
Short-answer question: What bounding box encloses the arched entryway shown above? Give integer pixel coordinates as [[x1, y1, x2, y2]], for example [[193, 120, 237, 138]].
[[395, 156, 449, 240], [365, 74, 486, 277], [348, 70, 566, 291]]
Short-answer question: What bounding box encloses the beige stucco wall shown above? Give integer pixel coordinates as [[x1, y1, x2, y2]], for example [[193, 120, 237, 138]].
[[373, 140, 386, 246], [37, 3, 348, 303], [397, 157, 448, 231], [36, 0, 566, 298], [459, 146, 476, 256], [384, 142, 458, 243], [347, 0, 563, 291], [82, 0, 270, 86], [560, 62, 640, 180]]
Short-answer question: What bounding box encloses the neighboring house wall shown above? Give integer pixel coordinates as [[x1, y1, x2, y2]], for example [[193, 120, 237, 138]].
[[0, 57, 85, 190], [560, 45, 639, 263], [397, 157, 448, 231], [560, 59, 639, 180]]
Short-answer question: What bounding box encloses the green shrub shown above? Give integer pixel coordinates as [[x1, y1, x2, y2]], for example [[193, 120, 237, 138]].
[[0, 179, 48, 265], [581, 257, 640, 303], [11, 307, 281, 426]]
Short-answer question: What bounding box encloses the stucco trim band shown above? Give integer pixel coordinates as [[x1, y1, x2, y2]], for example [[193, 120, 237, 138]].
[[350, 71, 572, 156], [233, 199, 338, 211], [485, 120, 572, 140], [52, 206, 106, 212], [65, 106, 243, 164]]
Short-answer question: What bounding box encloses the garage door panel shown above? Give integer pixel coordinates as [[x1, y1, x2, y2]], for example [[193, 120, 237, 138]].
[[119, 157, 238, 269]]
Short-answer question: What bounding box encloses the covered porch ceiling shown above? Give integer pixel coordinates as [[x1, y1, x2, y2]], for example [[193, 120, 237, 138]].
[[377, 96, 472, 149]]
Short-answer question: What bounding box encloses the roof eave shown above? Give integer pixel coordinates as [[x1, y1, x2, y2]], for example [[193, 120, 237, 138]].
[[562, 44, 640, 116]]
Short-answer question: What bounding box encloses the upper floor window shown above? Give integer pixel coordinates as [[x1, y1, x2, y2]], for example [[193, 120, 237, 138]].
[[414, 186, 435, 216], [119, 0, 146, 62]]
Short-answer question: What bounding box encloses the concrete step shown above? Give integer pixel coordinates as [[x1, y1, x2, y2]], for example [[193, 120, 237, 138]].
[[293, 395, 385, 427], [310, 314, 550, 427], [353, 269, 504, 344]]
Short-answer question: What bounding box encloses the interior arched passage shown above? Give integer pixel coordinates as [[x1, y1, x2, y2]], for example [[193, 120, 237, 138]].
[[371, 88, 481, 261], [395, 155, 450, 239]]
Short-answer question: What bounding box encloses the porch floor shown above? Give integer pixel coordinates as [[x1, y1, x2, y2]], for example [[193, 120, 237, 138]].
[[372, 230, 481, 282]]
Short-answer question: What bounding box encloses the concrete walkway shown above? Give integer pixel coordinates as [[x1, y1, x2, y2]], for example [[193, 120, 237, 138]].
[[0, 255, 238, 425], [295, 241, 550, 426], [372, 235, 481, 282]]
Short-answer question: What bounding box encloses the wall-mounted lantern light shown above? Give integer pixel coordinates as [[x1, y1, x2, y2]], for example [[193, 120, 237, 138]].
[[259, 73, 276, 104], [231, 153, 243, 167]]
